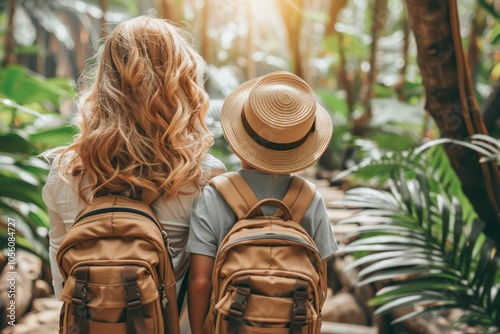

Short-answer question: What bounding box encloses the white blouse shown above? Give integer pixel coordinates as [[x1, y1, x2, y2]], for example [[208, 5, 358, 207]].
[[42, 153, 226, 299]]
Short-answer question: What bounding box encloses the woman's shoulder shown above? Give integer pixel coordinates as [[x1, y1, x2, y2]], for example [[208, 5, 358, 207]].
[[42, 150, 82, 211]]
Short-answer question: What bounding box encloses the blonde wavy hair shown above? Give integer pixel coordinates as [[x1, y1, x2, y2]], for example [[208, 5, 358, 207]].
[[58, 16, 213, 203]]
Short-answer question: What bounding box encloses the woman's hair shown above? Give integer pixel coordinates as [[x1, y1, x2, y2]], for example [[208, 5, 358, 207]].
[[58, 16, 213, 203]]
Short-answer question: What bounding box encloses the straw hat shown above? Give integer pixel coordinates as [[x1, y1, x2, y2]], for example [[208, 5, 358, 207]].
[[221, 71, 333, 174]]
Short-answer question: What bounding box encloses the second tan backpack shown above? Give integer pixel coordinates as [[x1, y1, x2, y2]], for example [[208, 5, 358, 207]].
[[204, 172, 327, 334]]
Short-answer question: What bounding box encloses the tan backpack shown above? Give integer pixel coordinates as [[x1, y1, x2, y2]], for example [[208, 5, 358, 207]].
[[204, 172, 327, 334], [56, 191, 180, 334]]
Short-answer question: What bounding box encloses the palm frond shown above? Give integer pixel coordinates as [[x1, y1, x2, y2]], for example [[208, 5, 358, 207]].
[[338, 169, 500, 331]]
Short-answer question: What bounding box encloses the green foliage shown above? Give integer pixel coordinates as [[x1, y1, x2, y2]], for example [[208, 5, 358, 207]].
[[0, 65, 74, 108], [0, 64, 77, 263], [336, 136, 500, 331], [478, 0, 500, 20]]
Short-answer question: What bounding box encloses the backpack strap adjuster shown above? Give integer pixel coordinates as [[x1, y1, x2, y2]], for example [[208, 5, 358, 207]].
[[123, 265, 147, 334], [227, 275, 251, 333], [228, 276, 251, 317], [124, 280, 142, 309], [70, 266, 89, 334], [290, 279, 309, 333]]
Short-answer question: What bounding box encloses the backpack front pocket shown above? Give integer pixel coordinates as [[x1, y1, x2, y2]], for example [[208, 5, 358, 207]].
[[215, 288, 318, 333], [60, 264, 163, 334], [87, 316, 157, 333]]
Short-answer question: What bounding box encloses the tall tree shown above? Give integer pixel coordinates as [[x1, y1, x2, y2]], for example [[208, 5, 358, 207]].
[[158, 0, 181, 22], [277, 0, 305, 79], [404, 0, 500, 245], [2, 0, 17, 67], [99, 0, 107, 38], [200, 0, 210, 64]]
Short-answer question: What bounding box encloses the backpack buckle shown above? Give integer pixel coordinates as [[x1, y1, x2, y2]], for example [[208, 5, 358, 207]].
[[124, 270, 143, 310], [126, 298, 142, 310], [228, 276, 251, 318], [291, 279, 309, 331], [123, 265, 148, 334], [71, 267, 89, 305], [70, 267, 90, 333]]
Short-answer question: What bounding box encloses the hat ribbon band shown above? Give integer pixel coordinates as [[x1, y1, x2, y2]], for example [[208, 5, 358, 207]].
[[241, 113, 316, 151]]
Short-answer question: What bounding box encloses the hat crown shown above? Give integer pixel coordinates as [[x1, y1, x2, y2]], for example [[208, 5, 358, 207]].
[[243, 74, 316, 144], [220, 71, 333, 174]]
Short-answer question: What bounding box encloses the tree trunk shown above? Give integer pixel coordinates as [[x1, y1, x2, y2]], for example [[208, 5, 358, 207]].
[[396, 12, 410, 101], [325, 0, 348, 36], [466, 5, 485, 82], [99, 0, 107, 38], [158, 0, 181, 22], [245, 1, 255, 80], [2, 0, 17, 67], [340, 0, 387, 170], [404, 0, 500, 245], [277, 0, 305, 79]]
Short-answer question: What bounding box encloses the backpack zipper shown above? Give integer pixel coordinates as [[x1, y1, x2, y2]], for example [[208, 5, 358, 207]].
[[75, 207, 157, 223], [219, 233, 319, 254], [74, 207, 177, 256], [162, 231, 177, 257], [158, 284, 168, 309]]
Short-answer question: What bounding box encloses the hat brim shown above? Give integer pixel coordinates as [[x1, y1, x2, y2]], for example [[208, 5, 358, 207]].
[[221, 77, 333, 174]]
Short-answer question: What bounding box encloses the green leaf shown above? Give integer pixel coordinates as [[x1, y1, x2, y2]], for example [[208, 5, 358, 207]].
[[373, 293, 446, 317], [0, 97, 47, 120], [358, 267, 439, 286], [0, 201, 47, 235], [470, 138, 500, 155], [492, 283, 500, 325], [487, 24, 500, 44], [344, 249, 444, 273], [416, 173, 432, 233], [412, 138, 493, 158], [348, 235, 432, 248], [437, 195, 450, 252], [480, 256, 499, 308], [459, 219, 486, 280], [28, 124, 77, 151], [408, 179, 423, 224], [390, 303, 461, 325], [14, 45, 46, 56], [394, 170, 413, 216], [471, 239, 495, 291], [0, 175, 45, 208], [316, 90, 349, 117], [451, 197, 464, 265], [340, 224, 427, 243], [339, 244, 412, 254], [1, 65, 73, 106], [338, 216, 413, 226], [372, 280, 468, 306], [0, 132, 31, 153], [0, 232, 48, 263], [358, 257, 449, 278], [470, 134, 500, 148]]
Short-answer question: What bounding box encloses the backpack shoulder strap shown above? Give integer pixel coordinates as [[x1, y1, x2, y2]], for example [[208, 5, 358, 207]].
[[140, 189, 161, 206], [95, 188, 161, 206], [209, 172, 259, 220], [280, 176, 317, 222]]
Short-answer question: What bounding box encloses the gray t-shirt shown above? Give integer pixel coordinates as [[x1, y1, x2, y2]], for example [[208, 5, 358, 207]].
[[187, 169, 338, 259]]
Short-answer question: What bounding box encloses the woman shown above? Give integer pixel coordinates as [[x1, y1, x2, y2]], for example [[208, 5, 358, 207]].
[[42, 15, 226, 300]]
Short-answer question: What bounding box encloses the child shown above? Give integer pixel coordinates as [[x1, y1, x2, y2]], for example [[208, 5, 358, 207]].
[[186, 71, 338, 334]]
